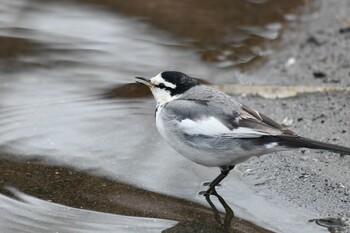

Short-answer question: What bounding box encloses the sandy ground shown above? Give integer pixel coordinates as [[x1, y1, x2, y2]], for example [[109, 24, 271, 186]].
[[235, 0, 350, 227]]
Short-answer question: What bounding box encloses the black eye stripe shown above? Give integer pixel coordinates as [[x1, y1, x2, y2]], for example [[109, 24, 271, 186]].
[[155, 83, 172, 90], [159, 71, 198, 96]]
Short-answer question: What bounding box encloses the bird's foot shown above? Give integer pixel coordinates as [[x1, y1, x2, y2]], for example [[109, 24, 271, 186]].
[[198, 190, 207, 196]]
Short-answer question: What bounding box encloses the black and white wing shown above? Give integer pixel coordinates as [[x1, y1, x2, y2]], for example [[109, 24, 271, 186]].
[[239, 104, 296, 136], [163, 98, 296, 139]]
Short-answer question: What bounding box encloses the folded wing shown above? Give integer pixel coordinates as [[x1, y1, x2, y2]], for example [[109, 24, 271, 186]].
[[165, 99, 297, 139]]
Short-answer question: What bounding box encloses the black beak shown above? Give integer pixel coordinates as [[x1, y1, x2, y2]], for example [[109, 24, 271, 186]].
[[135, 77, 152, 87]]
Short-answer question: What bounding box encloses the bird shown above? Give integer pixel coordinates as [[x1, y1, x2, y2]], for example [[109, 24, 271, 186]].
[[135, 71, 350, 196]]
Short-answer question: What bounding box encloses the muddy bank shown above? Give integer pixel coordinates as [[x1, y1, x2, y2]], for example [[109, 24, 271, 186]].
[[0, 156, 270, 233]]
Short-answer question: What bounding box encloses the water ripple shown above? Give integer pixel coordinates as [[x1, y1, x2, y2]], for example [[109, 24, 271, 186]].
[[0, 188, 177, 233]]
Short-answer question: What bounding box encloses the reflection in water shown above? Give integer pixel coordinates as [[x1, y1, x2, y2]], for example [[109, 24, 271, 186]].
[[0, 0, 236, 82], [205, 189, 234, 233], [0, 0, 309, 78], [103, 83, 152, 99], [309, 218, 350, 233], [0, 188, 177, 233], [56, 0, 307, 68], [0, 157, 270, 233]]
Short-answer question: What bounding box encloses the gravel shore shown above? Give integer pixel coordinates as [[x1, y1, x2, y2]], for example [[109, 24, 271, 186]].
[[235, 0, 350, 230]]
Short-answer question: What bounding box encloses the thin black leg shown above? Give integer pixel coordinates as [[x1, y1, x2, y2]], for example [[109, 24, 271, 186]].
[[204, 166, 234, 196]]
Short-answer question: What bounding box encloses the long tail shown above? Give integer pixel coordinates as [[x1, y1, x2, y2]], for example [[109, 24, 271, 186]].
[[278, 136, 350, 155]]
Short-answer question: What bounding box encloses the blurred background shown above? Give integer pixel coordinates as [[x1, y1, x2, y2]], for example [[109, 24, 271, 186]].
[[1, 0, 349, 233]]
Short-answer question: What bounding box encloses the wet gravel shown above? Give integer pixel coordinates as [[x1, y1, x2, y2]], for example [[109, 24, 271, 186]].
[[245, 0, 350, 87], [238, 93, 350, 219], [235, 0, 350, 227]]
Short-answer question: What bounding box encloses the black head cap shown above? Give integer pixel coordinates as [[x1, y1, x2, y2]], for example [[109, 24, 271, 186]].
[[160, 71, 198, 95]]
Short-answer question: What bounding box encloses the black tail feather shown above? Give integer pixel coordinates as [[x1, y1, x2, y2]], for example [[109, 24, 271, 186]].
[[279, 136, 350, 155]]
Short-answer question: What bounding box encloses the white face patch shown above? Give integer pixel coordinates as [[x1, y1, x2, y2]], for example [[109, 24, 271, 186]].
[[151, 72, 177, 89], [149, 72, 179, 104]]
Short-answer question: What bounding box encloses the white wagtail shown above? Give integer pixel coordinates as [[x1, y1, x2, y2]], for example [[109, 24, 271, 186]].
[[135, 71, 350, 196]]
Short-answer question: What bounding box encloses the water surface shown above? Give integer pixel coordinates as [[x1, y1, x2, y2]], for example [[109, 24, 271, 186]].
[[0, 0, 324, 232]]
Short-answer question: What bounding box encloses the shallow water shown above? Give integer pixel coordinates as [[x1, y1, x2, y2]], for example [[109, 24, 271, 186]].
[[0, 188, 177, 233], [0, 0, 330, 232]]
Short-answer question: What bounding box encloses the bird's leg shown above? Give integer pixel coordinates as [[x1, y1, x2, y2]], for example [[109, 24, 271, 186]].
[[204, 166, 235, 196]]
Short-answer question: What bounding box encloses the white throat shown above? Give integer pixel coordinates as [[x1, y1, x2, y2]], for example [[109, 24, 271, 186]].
[[149, 72, 181, 105], [150, 87, 181, 106]]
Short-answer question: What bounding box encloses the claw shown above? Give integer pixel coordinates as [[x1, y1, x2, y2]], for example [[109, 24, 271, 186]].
[[198, 190, 207, 196], [202, 181, 211, 186]]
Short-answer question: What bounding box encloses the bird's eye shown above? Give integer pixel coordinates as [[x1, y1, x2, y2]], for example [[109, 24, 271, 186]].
[[158, 83, 166, 88]]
